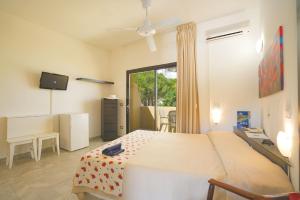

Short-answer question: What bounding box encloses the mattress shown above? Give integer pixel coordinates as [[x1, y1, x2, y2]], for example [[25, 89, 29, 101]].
[[72, 130, 294, 200]]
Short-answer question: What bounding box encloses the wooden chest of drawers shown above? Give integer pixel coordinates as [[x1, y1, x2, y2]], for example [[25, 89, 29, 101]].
[[101, 98, 119, 141]]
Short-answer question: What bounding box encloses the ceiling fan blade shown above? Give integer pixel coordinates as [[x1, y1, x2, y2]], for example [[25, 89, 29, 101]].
[[154, 18, 182, 30], [108, 27, 137, 32], [146, 35, 157, 52]]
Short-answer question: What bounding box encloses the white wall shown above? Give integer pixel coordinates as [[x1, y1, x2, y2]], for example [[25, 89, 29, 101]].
[[197, 7, 261, 132], [208, 34, 261, 130], [0, 11, 112, 158], [259, 0, 299, 190]]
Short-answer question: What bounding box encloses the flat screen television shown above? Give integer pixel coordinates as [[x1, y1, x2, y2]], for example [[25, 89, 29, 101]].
[[39, 72, 69, 90]]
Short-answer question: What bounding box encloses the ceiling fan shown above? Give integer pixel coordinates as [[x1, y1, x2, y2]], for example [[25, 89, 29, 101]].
[[110, 0, 181, 52]]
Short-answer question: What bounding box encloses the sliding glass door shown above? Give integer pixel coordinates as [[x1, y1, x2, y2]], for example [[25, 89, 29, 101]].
[[156, 67, 177, 132], [129, 70, 156, 131], [126, 63, 177, 133]]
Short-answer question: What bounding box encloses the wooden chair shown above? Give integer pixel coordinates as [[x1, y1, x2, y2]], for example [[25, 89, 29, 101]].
[[207, 179, 290, 200]]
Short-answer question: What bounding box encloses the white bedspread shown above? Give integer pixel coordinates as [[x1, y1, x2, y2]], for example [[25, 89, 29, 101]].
[[73, 130, 294, 200], [123, 133, 226, 200]]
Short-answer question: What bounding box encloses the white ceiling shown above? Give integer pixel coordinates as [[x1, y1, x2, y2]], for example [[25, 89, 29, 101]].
[[0, 0, 255, 50]]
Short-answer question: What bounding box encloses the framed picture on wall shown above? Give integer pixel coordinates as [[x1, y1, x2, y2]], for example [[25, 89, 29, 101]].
[[258, 26, 284, 98]]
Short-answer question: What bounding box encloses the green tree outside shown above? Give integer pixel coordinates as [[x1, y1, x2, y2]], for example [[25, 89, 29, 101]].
[[131, 71, 176, 107]]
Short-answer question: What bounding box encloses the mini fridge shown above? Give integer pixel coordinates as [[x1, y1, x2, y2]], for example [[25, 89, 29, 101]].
[[59, 113, 89, 151]]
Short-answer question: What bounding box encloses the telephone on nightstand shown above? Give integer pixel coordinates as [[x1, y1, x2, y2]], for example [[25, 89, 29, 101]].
[[244, 128, 274, 146], [244, 128, 269, 140], [244, 128, 264, 133], [262, 139, 274, 146]]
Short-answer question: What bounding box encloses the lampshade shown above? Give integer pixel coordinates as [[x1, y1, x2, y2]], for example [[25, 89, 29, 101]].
[[211, 107, 222, 124], [277, 131, 292, 158]]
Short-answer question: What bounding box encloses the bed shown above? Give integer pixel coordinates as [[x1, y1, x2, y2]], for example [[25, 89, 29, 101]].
[[72, 130, 293, 200]]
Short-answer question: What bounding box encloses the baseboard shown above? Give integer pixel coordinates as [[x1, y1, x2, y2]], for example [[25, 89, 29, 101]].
[[90, 135, 101, 140]]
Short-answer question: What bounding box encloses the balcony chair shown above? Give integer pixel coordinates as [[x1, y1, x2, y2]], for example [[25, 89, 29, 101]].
[[159, 108, 169, 132], [168, 110, 176, 133]]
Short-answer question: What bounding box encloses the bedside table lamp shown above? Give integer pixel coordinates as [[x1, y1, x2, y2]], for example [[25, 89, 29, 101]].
[[277, 131, 292, 158]]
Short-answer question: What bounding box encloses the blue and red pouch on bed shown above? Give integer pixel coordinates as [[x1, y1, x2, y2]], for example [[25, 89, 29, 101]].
[[102, 143, 125, 156]]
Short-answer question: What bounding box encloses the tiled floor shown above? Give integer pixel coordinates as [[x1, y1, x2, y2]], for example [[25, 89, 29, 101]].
[[0, 137, 105, 200]]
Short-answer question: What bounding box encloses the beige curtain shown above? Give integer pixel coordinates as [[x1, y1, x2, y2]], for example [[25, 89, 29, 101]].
[[176, 22, 200, 134]]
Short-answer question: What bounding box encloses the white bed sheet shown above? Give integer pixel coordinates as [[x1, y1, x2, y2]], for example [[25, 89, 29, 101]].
[[208, 131, 294, 200], [123, 133, 227, 200]]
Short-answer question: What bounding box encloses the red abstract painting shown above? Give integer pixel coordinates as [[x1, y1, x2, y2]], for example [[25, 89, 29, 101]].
[[259, 26, 284, 98]]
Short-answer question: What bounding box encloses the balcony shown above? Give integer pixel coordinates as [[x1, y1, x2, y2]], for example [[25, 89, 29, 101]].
[[128, 67, 177, 133], [130, 106, 176, 132]]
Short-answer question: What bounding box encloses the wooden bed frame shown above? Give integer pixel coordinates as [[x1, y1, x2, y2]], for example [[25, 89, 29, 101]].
[[207, 179, 290, 200]]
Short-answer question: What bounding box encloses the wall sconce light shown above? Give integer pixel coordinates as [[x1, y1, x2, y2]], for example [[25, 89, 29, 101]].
[[256, 38, 264, 54], [211, 106, 222, 124], [277, 131, 292, 158]]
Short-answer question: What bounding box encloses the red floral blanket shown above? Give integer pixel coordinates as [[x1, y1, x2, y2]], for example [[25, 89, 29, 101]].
[[73, 130, 157, 197]]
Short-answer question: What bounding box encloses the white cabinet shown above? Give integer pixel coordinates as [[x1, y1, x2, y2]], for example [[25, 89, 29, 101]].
[[59, 113, 89, 151]]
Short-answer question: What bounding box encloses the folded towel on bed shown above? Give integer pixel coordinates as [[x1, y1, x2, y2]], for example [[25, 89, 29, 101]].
[[103, 148, 125, 156], [102, 143, 125, 156]]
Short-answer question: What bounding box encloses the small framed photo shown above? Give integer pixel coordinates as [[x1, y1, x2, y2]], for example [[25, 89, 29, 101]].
[[237, 111, 250, 129]]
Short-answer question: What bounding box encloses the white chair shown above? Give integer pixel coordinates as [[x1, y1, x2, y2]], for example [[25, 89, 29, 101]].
[[6, 136, 38, 169], [158, 108, 169, 132], [37, 132, 60, 160], [168, 110, 176, 133]]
